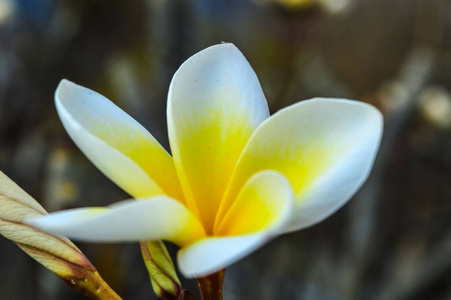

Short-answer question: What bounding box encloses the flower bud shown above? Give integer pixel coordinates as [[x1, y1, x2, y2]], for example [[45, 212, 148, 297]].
[[141, 240, 182, 299], [0, 171, 121, 300]]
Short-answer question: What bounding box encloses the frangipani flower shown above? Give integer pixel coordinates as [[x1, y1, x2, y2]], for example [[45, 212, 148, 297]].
[[29, 43, 383, 278]]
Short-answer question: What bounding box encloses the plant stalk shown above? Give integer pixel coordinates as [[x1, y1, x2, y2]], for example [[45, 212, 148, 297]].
[[196, 269, 225, 300]]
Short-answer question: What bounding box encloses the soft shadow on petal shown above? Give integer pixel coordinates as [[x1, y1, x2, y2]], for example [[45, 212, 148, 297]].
[[167, 44, 269, 232], [27, 198, 206, 247], [218, 98, 383, 232], [56, 80, 183, 201]]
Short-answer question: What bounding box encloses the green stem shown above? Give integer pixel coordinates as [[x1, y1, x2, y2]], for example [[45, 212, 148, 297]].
[[196, 269, 225, 300]]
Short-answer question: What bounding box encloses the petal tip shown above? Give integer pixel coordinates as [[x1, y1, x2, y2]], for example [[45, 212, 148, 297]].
[[24, 215, 50, 232], [55, 79, 76, 99]]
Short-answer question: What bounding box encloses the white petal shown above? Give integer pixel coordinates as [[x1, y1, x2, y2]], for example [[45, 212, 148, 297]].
[[167, 43, 269, 231], [177, 233, 270, 278], [283, 141, 378, 232], [281, 100, 383, 231], [218, 98, 383, 232], [26, 198, 205, 247], [55, 80, 183, 200]]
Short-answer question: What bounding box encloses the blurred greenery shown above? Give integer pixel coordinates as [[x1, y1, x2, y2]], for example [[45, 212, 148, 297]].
[[0, 0, 450, 299]]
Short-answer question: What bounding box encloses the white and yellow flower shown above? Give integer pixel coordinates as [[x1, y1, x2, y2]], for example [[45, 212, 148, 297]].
[[28, 43, 383, 278]]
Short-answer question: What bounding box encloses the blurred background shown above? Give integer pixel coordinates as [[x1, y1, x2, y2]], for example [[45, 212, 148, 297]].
[[0, 0, 450, 299]]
